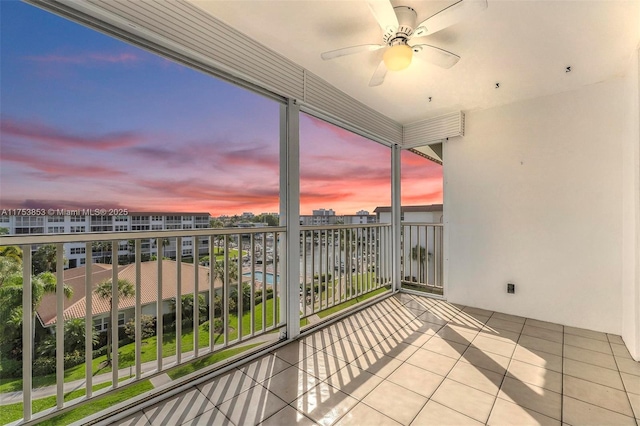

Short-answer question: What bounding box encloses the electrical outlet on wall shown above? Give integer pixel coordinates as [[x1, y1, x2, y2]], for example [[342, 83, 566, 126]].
[[507, 283, 515, 294]]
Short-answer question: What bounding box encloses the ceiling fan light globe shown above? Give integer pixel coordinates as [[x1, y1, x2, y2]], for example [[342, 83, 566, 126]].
[[383, 44, 413, 71]]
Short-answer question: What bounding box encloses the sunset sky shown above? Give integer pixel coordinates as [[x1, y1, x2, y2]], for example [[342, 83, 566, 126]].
[[0, 2, 442, 217]]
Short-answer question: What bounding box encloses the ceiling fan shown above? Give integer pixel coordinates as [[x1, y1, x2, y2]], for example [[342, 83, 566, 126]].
[[321, 0, 488, 86]]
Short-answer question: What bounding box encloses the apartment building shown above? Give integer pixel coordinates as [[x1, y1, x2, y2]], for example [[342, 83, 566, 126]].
[[0, 212, 211, 268]]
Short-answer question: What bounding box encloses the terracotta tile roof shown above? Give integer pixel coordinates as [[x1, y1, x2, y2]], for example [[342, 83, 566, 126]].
[[37, 260, 214, 326]]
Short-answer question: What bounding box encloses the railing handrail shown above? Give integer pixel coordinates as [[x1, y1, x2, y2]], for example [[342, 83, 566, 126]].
[[0, 226, 287, 246], [300, 223, 390, 231], [400, 222, 443, 227]]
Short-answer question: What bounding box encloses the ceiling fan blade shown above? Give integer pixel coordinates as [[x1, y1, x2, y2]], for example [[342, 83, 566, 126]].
[[369, 60, 388, 87], [412, 44, 460, 68], [413, 0, 487, 38], [321, 44, 385, 60], [367, 0, 399, 32]]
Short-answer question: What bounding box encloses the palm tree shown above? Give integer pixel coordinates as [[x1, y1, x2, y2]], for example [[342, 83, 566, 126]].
[[169, 294, 207, 329], [0, 257, 21, 286], [37, 317, 99, 357], [410, 245, 431, 283], [94, 278, 134, 365], [213, 259, 239, 283], [64, 317, 99, 353], [92, 241, 112, 264], [0, 245, 22, 263], [0, 269, 72, 358], [32, 244, 59, 274]]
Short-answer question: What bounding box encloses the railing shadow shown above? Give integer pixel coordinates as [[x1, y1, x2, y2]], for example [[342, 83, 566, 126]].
[[207, 292, 565, 425]]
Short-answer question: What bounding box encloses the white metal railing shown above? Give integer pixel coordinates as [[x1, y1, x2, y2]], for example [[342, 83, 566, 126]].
[[0, 227, 286, 423], [299, 223, 392, 320], [400, 223, 444, 293]]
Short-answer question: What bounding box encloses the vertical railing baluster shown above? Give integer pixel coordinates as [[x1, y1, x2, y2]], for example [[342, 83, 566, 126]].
[[432, 226, 437, 287], [378, 227, 382, 286], [409, 225, 414, 285], [237, 234, 242, 342], [156, 243, 162, 372], [223, 236, 229, 346], [261, 234, 267, 330], [55, 243, 64, 409], [386, 226, 391, 285], [417, 226, 422, 286], [250, 234, 255, 336], [85, 242, 93, 397], [353, 228, 358, 297], [425, 225, 429, 286], [349, 228, 354, 298], [318, 230, 323, 311], [358, 228, 362, 295], [301, 231, 306, 317], [331, 229, 336, 307], [365, 228, 370, 292], [135, 240, 141, 379], [22, 245, 32, 421], [176, 237, 182, 363], [439, 225, 444, 287], [324, 229, 329, 309], [338, 229, 343, 301], [194, 237, 199, 357], [273, 232, 279, 326], [112, 242, 119, 388], [208, 236, 215, 352], [311, 230, 316, 314]]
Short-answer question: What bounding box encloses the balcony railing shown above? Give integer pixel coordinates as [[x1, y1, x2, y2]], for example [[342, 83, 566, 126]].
[[400, 223, 444, 294], [0, 221, 440, 424], [299, 224, 393, 322], [0, 227, 286, 424]]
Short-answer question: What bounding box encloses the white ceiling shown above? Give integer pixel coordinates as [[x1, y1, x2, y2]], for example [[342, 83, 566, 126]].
[[189, 0, 640, 125]]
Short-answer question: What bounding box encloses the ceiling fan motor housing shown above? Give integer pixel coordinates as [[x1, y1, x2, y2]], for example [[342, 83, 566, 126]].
[[383, 6, 417, 45]]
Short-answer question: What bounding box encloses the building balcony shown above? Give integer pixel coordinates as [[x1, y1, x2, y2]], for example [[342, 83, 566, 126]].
[[0, 223, 444, 425], [1, 224, 638, 425], [1, 0, 640, 424]]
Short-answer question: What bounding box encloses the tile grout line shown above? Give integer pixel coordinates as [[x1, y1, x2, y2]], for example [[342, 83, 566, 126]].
[[608, 335, 639, 425], [316, 300, 419, 426], [483, 310, 508, 425], [403, 307, 477, 426], [360, 293, 431, 426]]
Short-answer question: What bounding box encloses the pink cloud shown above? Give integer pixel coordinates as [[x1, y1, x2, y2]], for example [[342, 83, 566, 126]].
[[1, 118, 143, 150], [217, 145, 279, 171], [2, 148, 124, 178]]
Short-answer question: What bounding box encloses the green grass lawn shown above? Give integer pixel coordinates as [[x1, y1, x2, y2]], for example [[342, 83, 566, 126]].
[[36, 380, 154, 426], [0, 377, 133, 425], [166, 343, 262, 380], [0, 298, 282, 425], [211, 246, 246, 262], [316, 286, 389, 319], [302, 272, 384, 315], [0, 298, 280, 394]]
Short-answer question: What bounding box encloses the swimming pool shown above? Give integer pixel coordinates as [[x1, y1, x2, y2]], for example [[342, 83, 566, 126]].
[[243, 271, 279, 285]]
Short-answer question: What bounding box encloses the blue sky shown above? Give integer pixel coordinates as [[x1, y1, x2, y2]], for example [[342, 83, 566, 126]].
[[0, 1, 442, 216]]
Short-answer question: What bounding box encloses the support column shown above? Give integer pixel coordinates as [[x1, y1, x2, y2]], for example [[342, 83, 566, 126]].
[[280, 99, 301, 340], [391, 145, 402, 292]]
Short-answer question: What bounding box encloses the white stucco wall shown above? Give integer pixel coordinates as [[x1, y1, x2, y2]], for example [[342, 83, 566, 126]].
[[621, 49, 640, 360], [444, 77, 630, 337]]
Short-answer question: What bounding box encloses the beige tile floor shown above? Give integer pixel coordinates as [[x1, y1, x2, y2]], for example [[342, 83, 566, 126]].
[[111, 293, 640, 426]]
